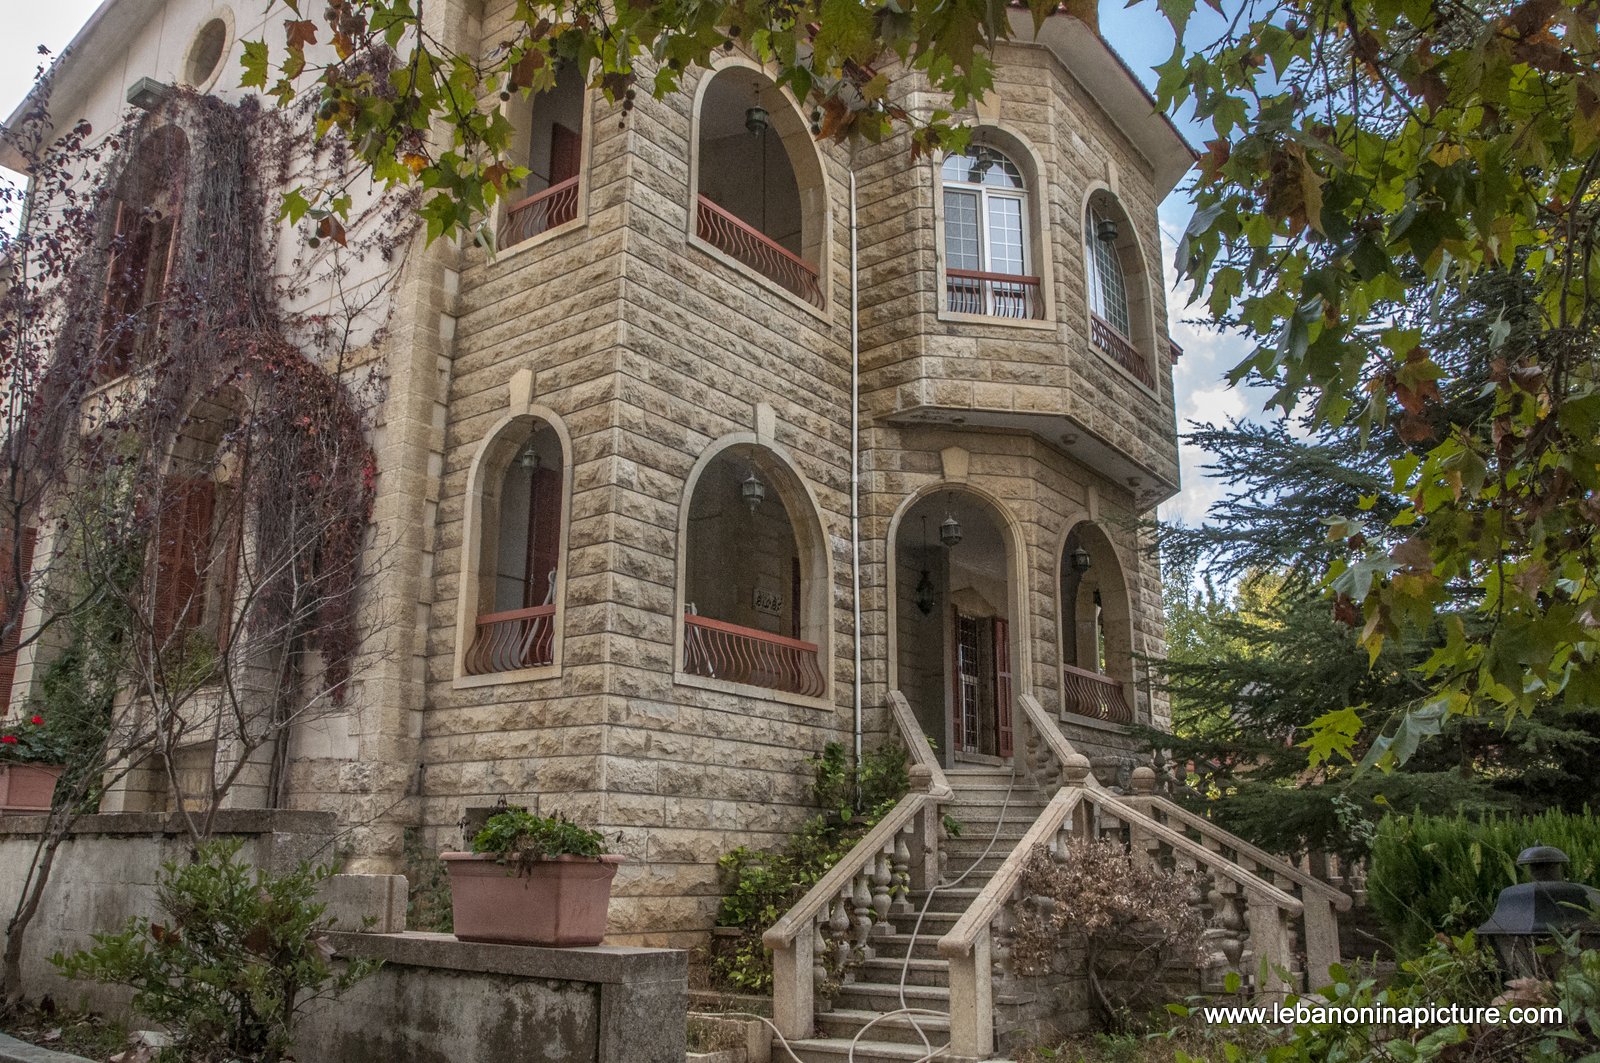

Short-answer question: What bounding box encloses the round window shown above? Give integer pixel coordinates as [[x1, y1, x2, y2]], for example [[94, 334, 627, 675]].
[[185, 18, 229, 88]]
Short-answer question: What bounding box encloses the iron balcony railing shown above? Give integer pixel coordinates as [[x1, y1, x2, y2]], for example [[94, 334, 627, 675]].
[[1090, 311, 1154, 387], [501, 176, 580, 247], [695, 194, 824, 307], [944, 268, 1044, 319], [683, 613, 826, 698], [464, 604, 556, 675], [1061, 662, 1132, 724]]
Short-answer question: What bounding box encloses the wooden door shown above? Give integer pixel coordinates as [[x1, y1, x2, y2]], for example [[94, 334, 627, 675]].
[[993, 617, 1013, 758], [548, 123, 581, 225], [952, 609, 982, 755], [524, 464, 562, 607]]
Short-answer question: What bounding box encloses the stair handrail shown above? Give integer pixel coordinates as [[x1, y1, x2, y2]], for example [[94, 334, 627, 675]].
[[935, 781, 1301, 964], [1120, 794, 1353, 912], [936, 696, 1315, 1058], [762, 791, 932, 952], [889, 689, 953, 799]]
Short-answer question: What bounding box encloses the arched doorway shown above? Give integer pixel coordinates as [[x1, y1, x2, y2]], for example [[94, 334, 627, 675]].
[[892, 490, 1020, 763], [1058, 522, 1134, 723]]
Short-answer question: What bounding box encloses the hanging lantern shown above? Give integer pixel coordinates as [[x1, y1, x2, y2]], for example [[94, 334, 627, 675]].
[[741, 472, 767, 512], [1096, 215, 1119, 243], [914, 569, 936, 615], [745, 102, 770, 136], [1070, 546, 1092, 573], [516, 439, 541, 471], [939, 512, 963, 548]]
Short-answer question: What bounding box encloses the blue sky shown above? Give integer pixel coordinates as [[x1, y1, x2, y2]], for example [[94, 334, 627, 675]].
[[0, 0, 1256, 525]]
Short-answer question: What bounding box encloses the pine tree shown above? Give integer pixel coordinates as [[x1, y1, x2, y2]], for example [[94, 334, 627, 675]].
[[1152, 272, 1598, 857]]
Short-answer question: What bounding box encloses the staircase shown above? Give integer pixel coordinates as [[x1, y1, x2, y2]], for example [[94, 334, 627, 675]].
[[762, 692, 1354, 1063], [781, 767, 1046, 1063]]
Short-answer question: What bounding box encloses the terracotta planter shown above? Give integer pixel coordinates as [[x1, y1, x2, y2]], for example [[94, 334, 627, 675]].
[[442, 851, 624, 946], [0, 764, 64, 813]]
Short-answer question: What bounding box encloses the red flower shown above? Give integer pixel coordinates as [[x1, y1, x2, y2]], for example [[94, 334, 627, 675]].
[[1, 735, 16, 744], [30, 715, 43, 726]]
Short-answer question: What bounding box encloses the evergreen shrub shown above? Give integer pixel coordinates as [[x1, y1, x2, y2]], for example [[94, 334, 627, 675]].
[[1369, 809, 1600, 957]]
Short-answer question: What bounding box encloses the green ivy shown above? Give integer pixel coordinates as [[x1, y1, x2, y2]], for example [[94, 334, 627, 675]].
[[710, 741, 913, 993]]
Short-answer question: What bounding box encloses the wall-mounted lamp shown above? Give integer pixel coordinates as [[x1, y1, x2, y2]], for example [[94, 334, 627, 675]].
[[1070, 546, 1092, 573], [741, 471, 767, 512]]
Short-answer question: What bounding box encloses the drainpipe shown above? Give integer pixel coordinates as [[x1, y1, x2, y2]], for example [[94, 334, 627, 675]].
[[849, 168, 863, 770]]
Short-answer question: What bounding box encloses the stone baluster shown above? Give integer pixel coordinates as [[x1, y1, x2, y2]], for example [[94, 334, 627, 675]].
[[891, 824, 913, 914], [1211, 878, 1247, 974], [812, 912, 832, 1012], [871, 844, 894, 932], [852, 869, 875, 964], [829, 888, 853, 981]]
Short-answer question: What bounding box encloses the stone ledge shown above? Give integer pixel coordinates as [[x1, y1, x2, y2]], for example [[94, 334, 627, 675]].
[[327, 931, 686, 985], [0, 1033, 94, 1063], [0, 809, 336, 838], [1058, 712, 1131, 736]]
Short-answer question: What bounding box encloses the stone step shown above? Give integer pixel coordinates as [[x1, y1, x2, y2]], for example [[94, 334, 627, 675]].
[[934, 852, 1010, 877], [858, 957, 950, 987], [888, 906, 961, 929], [869, 933, 946, 961], [815, 1008, 952, 1047], [781, 1036, 951, 1063], [832, 979, 950, 1013], [905, 887, 982, 915]]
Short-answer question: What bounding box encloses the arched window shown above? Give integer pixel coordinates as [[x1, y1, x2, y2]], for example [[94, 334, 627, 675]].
[[98, 126, 189, 382], [681, 444, 827, 698], [1059, 523, 1134, 723], [461, 417, 567, 676], [940, 146, 1041, 319], [501, 63, 587, 246], [149, 391, 246, 665], [692, 67, 825, 306], [1083, 193, 1155, 387]]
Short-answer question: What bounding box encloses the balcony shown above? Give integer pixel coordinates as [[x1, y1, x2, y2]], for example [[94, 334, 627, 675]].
[[683, 613, 826, 698], [463, 604, 556, 675], [695, 195, 823, 307], [1061, 662, 1132, 724], [1090, 312, 1154, 388], [501, 176, 579, 247], [944, 269, 1043, 319]]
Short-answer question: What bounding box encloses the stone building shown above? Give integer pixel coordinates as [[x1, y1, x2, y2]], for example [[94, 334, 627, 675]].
[[4, 0, 1197, 961]]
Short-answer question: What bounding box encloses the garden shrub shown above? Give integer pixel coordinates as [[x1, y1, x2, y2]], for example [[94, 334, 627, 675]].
[[1369, 810, 1600, 958], [54, 839, 378, 1062], [1161, 934, 1599, 1063]]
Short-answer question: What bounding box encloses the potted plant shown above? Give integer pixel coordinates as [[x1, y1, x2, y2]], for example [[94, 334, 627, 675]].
[[441, 808, 623, 946], [0, 713, 67, 813]]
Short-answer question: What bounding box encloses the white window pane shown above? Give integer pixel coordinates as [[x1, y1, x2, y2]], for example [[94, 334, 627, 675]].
[[1086, 210, 1131, 334], [986, 196, 1024, 275], [944, 190, 981, 271]]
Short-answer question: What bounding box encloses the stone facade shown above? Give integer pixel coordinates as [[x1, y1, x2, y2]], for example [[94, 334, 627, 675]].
[[7, 0, 1189, 949]]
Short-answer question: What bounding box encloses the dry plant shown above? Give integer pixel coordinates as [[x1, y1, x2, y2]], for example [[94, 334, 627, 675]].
[[1013, 837, 1204, 1030]]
